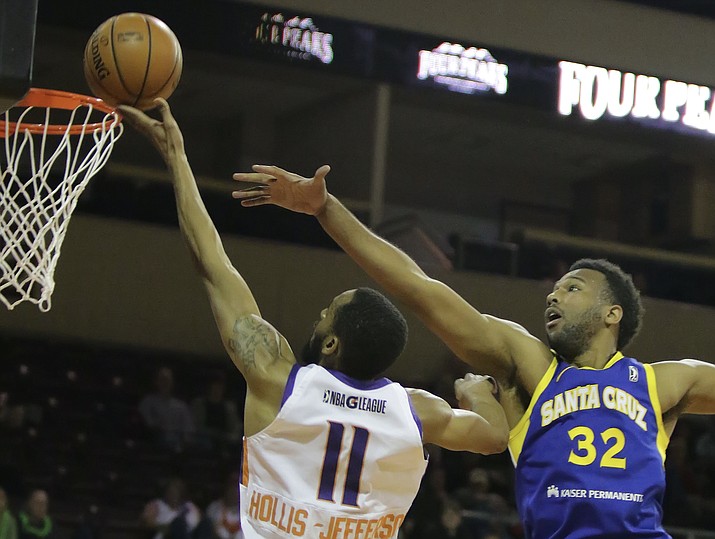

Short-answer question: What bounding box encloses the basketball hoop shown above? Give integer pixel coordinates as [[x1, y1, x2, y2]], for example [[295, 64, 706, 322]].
[[0, 88, 123, 312]]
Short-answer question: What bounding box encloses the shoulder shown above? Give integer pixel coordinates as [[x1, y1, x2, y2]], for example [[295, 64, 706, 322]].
[[405, 387, 436, 400], [651, 357, 702, 369], [613, 354, 647, 372], [406, 388, 451, 424], [650, 358, 704, 412], [405, 388, 459, 446], [229, 314, 296, 380], [3, 511, 17, 523], [650, 358, 704, 383]]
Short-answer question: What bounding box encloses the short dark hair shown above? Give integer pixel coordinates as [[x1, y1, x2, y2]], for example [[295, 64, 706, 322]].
[[569, 258, 644, 350], [332, 288, 408, 380]]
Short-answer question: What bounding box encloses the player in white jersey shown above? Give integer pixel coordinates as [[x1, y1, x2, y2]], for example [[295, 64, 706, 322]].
[[120, 101, 509, 539]]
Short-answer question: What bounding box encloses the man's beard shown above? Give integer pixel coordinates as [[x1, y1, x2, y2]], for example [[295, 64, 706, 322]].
[[547, 305, 602, 362], [301, 333, 323, 365]]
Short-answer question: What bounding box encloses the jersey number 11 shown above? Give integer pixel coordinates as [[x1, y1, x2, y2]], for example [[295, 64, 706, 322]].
[[318, 421, 370, 507]]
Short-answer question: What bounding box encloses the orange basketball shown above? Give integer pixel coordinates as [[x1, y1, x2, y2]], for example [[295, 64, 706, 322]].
[[83, 13, 182, 110]]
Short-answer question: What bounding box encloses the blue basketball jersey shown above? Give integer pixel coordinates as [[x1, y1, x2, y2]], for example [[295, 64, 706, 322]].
[[509, 352, 671, 538]]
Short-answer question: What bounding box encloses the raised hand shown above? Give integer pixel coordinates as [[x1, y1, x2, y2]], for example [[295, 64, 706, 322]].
[[232, 164, 330, 216], [117, 98, 185, 163]]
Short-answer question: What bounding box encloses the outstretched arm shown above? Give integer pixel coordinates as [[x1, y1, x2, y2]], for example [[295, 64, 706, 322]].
[[232, 165, 551, 387], [119, 103, 296, 388], [407, 374, 508, 453]]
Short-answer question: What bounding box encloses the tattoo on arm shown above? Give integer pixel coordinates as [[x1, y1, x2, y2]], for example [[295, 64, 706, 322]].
[[228, 316, 280, 371]]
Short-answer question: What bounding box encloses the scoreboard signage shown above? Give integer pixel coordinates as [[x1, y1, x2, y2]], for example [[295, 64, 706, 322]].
[[228, 1, 715, 138], [558, 60, 715, 135], [37, 1, 715, 137], [416, 42, 509, 96], [254, 13, 334, 65]]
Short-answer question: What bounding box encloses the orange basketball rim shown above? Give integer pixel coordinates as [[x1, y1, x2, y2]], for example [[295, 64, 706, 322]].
[[0, 87, 121, 136]]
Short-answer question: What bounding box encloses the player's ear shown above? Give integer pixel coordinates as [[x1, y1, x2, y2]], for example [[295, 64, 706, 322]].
[[321, 334, 340, 357], [605, 304, 623, 326]]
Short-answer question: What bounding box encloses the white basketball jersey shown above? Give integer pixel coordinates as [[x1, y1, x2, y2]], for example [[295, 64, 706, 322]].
[[240, 363, 428, 539]]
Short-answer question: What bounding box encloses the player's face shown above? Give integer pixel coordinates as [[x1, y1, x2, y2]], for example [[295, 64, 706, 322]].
[[545, 269, 609, 360], [302, 290, 357, 366]]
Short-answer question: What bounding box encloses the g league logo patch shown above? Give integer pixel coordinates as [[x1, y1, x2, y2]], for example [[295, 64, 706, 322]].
[[629, 366, 639, 382]]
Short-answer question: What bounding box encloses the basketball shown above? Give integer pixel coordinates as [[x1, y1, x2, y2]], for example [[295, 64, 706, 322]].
[[83, 13, 182, 110]]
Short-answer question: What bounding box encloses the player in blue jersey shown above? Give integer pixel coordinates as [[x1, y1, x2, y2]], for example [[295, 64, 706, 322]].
[[233, 164, 715, 539]]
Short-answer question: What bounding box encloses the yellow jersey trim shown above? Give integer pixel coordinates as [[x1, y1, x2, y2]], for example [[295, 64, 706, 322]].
[[604, 351, 624, 369], [508, 358, 559, 467], [571, 351, 625, 371], [643, 363, 670, 465]]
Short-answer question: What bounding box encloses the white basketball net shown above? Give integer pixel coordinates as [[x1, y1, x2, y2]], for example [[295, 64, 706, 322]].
[[0, 93, 123, 311]]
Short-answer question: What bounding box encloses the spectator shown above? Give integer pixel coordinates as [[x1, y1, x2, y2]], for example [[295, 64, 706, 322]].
[[0, 393, 24, 501], [453, 468, 512, 538], [191, 374, 241, 455], [142, 477, 201, 539], [204, 473, 242, 539], [455, 467, 509, 513], [695, 417, 715, 463], [17, 490, 53, 539], [139, 367, 195, 452], [422, 498, 474, 539], [0, 487, 17, 539], [664, 435, 700, 527], [403, 464, 449, 538], [0, 393, 25, 432]]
